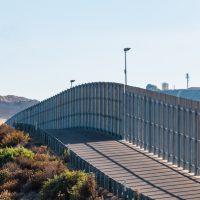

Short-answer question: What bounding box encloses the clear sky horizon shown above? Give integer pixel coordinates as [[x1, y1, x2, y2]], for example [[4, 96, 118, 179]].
[[1, 0, 200, 101]]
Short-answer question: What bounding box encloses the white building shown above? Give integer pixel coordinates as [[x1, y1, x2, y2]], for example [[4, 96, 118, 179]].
[[162, 82, 169, 90]]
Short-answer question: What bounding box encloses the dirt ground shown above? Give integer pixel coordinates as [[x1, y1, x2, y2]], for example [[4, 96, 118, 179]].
[[0, 119, 6, 125]]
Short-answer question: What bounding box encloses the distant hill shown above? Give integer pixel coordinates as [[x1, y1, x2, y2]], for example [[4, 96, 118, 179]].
[[161, 89, 200, 102], [0, 95, 39, 120]]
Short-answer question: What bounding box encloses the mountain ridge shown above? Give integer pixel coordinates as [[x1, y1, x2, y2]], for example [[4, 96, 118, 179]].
[[0, 95, 38, 103], [0, 95, 39, 120]]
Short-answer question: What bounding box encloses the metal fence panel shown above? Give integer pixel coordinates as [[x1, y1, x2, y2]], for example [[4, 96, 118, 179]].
[[6, 82, 200, 176]]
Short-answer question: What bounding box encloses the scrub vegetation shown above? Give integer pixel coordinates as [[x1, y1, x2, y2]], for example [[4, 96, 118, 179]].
[[0, 124, 98, 200]]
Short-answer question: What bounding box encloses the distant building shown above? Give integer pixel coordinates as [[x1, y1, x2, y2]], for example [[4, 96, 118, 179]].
[[162, 82, 169, 90]]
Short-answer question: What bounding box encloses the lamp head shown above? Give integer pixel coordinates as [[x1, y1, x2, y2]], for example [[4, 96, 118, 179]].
[[70, 80, 75, 83], [124, 48, 131, 52]]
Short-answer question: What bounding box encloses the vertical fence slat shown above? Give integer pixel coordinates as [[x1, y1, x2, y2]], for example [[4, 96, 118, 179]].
[[6, 82, 200, 176]]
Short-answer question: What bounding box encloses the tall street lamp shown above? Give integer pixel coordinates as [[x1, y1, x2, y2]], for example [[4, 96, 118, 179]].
[[185, 73, 189, 89], [70, 80, 75, 88], [123, 47, 131, 140], [70, 80, 75, 127]]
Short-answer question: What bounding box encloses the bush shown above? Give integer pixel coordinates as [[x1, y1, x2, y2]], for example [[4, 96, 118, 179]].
[[1, 162, 33, 186], [79, 174, 97, 200], [0, 125, 98, 199], [1, 130, 30, 147], [2, 162, 19, 172], [0, 169, 11, 185], [29, 170, 55, 191], [40, 170, 96, 200], [31, 145, 48, 154], [14, 156, 34, 170], [0, 124, 14, 143], [0, 147, 34, 166], [15, 169, 33, 185], [0, 190, 15, 200], [0, 179, 19, 192], [14, 154, 66, 174], [62, 149, 70, 163], [38, 160, 66, 174], [0, 162, 21, 184], [15, 191, 39, 200]]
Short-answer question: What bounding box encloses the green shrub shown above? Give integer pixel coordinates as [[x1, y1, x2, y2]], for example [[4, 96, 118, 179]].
[[0, 147, 34, 166], [1, 130, 30, 147], [79, 174, 97, 199], [62, 149, 70, 163], [40, 170, 96, 200], [0, 125, 98, 199]]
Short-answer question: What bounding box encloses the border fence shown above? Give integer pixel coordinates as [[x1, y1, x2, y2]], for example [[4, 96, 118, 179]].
[[15, 123, 150, 200], [6, 82, 200, 176]]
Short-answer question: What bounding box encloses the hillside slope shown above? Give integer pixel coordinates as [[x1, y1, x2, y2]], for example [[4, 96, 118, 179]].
[[161, 89, 200, 101], [0, 95, 39, 119]]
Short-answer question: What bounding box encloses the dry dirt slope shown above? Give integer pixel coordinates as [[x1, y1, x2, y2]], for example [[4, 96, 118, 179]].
[[0, 119, 5, 125]]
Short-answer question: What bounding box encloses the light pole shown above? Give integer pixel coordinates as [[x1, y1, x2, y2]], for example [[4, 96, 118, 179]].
[[123, 48, 131, 140], [70, 80, 75, 127], [70, 80, 75, 88], [185, 73, 189, 89]]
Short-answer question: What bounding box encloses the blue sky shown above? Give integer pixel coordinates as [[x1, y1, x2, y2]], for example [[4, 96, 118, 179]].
[[0, 0, 200, 100]]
